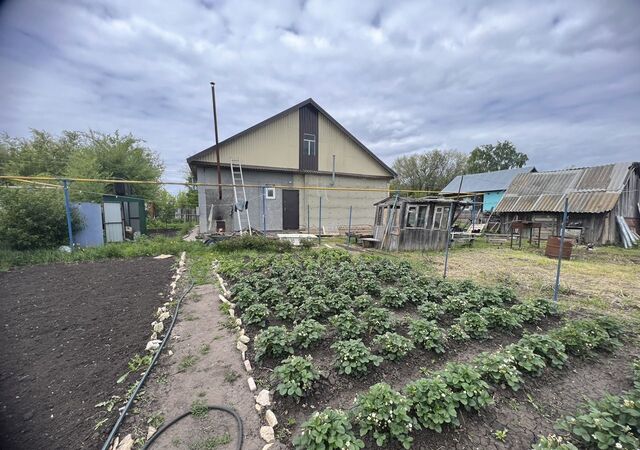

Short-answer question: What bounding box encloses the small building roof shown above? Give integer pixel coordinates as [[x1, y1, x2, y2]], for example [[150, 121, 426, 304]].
[[374, 196, 470, 206], [494, 162, 639, 214], [441, 166, 536, 194]]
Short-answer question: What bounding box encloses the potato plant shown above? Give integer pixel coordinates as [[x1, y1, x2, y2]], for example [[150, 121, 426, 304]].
[[274, 301, 296, 321], [518, 333, 568, 369], [380, 287, 408, 308], [373, 332, 414, 361], [243, 303, 270, 326], [404, 375, 458, 432], [417, 302, 444, 320], [330, 311, 366, 339], [505, 343, 546, 376], [362, 306, 396, 333], [439, 362, 492, 411], [331, 339, 383, 376], [292, 319, 326, 349], [254, 326, 294, 361], [408, 319, 446, 354], [480, 306, 522, 330], [475, 351, 524, 391], [454, 312, 489, 338], [294, 408, 364, 450], [273, 355, 320, 401]]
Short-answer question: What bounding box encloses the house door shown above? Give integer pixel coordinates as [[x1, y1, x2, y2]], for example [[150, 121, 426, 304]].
[[282, 190, 299, 230]]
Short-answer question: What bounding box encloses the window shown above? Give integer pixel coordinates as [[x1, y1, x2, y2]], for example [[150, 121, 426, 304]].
[[303, 133, 316, 156], [416, 205, 428, 228], [405, 206, 418, 228], [432, 206, 443, 230], [265, 186, 276, 199], [375, 206, 383, 225]]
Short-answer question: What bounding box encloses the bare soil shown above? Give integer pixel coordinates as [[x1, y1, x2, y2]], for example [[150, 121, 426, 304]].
[[119, 284, 265, 449], [0, 257, 174, 450]]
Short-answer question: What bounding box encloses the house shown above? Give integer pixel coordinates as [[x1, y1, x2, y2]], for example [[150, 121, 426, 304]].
[[187, 98, 396, 233], [372, 196, 468, 251], [494, 162, 640, 245], [441, 166, 537, 213]]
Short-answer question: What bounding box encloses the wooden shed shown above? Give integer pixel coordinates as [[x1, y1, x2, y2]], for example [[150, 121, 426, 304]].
[[494, 162, 640, 245], [372, 196, 467, 251]]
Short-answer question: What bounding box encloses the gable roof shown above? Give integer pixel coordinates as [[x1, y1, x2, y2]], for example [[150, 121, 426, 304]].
[[187, 98, 396, 177], [441, 166, 536, 194], [494, 162, 639, 213]]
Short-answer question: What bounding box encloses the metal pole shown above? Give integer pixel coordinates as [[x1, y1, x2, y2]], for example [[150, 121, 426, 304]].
[[443, 201, 455, 278], [210, 82, 222, 200], [553, 197, 569, 303], [62, 179, 74, 249], [318, 196, 322, 245], [307, 203, 310, 233], [262, 186, 267, 233], [346, 205, 352, 246]]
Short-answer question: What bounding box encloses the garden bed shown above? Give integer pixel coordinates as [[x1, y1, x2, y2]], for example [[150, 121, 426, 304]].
[[218, 249, 640, 449], [0, 257, 175, 450]]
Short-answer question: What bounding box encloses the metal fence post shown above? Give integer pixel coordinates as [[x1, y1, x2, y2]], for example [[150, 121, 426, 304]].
[[346, 205, 352, 246], [62, 179, 74, 249], [318, 197, 322, 245], [553, 197, 569, 303], [307, 203, 310, 234], [443, 201, 455, 278], [262, 185, 267, 233]]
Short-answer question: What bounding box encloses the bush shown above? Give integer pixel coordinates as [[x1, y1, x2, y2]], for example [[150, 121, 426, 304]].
[[330, 311, 366, 339], [518, 334, 568, 369], [331, 339, 382, 376], [353, 383, 413, 449], [362, 307, 395, 333], [213, 235, 293, 252], [292, 319, 326, 349], [0, 188, 83, 250], [254, 326, 294, 360], [440, 362, 492, 411], [380, 287, 408, 308], [373, 332, 414, 361], [408, 319, 446, 354], [243, 303, 269, 326], [404, 375, 458, 432], [273, 355, 320, 400], [294, 408, 364, 450], [455, 312, 489, 338], [480, 306, 522, 330], [475, 351, 524, 391]]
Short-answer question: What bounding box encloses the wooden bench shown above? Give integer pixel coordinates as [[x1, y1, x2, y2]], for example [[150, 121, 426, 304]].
[[338, 224, 374, 243], [360, 237, 380, 248], [451, 232, 475, 247]]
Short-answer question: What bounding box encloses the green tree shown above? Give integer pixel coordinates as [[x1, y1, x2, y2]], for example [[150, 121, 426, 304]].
[[466, 140, 528, 174], [391, 149, 468, 195], [154, 189, 177, 223], [175, 168, 198, 209]]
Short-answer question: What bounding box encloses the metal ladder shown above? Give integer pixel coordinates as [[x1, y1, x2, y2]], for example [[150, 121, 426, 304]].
[[230, 160, 252, 235]]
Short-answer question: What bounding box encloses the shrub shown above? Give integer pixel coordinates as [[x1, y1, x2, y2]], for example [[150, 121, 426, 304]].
[[380, 287, 408, 308], [480, 306, 522, 330], [274, 301, 296, 321], [455, 312, 489, 338], [518, 334, 568, 369], [408, 319, 446, 354], [404, 375, 458, 432], [417, 302, 444, 320], [0, 188, 84, 250], [254, 326, 294, 360], [551, 319, 616, 357], [373, 332, 414, 361], [243, 303, 269, 326], [532, 435, 579, 449], [292, 319, 326, 349], [362, 307, 395, 333], [330, 311, 365, 339], [440, 363, 492, 411], [294, 408, 364, 450], [273, 355, 320, 400], [505, 343, 546, 376], [331, 339, 382, 376], [475, 351, 524, 391], [213, 234, 293, 252], [353, 383, 413, 449], [556, 392, 640, 450]]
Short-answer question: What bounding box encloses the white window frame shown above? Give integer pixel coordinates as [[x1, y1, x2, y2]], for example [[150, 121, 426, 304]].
[[405, 205, 418, 228], [303, 133, 316, 156], [265, 186, 276, 200], [432, 206, 444, 230]]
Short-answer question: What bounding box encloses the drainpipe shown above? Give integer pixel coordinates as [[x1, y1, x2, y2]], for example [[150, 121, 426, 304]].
[[331, 155, 336, 186]]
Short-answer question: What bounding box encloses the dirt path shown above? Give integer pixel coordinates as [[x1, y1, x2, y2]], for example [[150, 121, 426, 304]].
[[129, 284, 264, 449]]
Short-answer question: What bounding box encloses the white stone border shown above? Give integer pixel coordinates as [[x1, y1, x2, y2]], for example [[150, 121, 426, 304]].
[[212, 261, 278, 450], [111, 251, 187, 450]]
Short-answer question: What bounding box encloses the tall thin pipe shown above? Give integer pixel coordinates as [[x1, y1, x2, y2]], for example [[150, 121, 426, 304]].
[[553, 197, 569, 302], [62, 179, 74, 249], [210, 82, 222, 200]]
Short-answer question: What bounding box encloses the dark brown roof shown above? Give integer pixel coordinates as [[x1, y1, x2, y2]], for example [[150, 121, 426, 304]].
[[187, 98, 396, 177]]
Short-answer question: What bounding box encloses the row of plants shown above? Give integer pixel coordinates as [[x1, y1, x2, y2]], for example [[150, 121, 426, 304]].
[[532, 357, 640, 450], [292, 317, 624, 449]]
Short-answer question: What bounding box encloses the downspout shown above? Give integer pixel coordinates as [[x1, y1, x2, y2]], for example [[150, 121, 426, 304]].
[[331, 155, 336, 186]]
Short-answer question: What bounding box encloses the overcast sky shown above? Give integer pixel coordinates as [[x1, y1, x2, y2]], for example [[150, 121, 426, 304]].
[[1, 0, 639, 185]]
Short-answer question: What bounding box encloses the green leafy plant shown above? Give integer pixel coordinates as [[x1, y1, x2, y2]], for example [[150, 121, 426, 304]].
[[373, 332, 414, 361], [442, 293, 482, 315], [353, 294, 374, 310], [633, 359, 640, 390], [331, 339, 383, 376], [447, 323, 471, 341], [408, 319, 447, 353], [532, 434, 579, 449], [511, 301, 547, 323], [353, 383, 414, 449], [292, 319, 326, 349], [330, 311, 366, 339], [274, 301, 296, 321], [417, 302, 444, 320], [273, 355, 320, 401], [505, 343, 546, 376], [551, 319, 616, 357], [362, 307, 395, 333], [494, 429, 508, 442], [440, 362, 492, 411], [455, 312, 489, 338], [298, 296, 331, 320], [380, 287, 408, 308], [404, 375, 458, 432], [475, 351, 523, 390], [294, 408, 364, 450], [480, 306, 522, 330], [233, 287, 259, 309], [243, 303, 270, 326], [254, 326, 294, 360], [518, 334, 568, 369]]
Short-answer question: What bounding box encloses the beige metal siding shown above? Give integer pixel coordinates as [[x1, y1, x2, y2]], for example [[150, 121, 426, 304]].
[[192, 110, 299, 169], [317, 114, 390, 177]]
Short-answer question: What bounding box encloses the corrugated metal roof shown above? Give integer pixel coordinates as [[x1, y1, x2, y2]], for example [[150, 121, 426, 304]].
[[441, 166, 536, 193], [494, 162, 637, 213]]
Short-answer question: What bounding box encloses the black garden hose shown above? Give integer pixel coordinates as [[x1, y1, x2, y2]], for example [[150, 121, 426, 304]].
[[101, 282, 195, 450], [141, 405, 244, 450]]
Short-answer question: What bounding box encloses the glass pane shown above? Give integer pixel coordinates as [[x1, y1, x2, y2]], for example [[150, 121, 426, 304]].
[[416, 206, 427, 228], [406, 206, 417, 227]]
